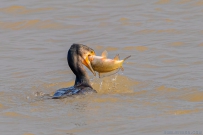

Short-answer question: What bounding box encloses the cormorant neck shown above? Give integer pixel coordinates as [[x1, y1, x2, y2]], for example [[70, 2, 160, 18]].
[[75, 73, 92, 89], [68, 48, 93, 89]]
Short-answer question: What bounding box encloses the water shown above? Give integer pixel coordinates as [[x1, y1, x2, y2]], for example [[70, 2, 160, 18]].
[[1, 0, 203, 134]]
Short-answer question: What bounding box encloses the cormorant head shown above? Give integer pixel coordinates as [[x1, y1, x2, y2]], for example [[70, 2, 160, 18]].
[[68, 44, 96, 76], [79, 44, 96, 76]]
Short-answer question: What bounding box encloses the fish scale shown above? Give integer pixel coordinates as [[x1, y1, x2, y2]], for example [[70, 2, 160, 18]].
[[89, 50, 131, 78]]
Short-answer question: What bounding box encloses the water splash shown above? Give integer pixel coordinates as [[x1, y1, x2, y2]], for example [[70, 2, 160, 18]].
[[91, 73, 135, 94], [99, 79, 103, 91]]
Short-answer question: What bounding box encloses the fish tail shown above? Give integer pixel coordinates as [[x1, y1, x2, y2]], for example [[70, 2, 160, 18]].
[[123, 55, 131, 61]]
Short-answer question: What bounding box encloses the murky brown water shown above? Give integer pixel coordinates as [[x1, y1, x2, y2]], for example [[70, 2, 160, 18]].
[[1, 0, 203, 135]]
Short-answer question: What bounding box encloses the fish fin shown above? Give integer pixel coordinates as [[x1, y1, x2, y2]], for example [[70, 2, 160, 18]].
[[99, 68, 120, 78], [121, 66, 124, 71], [123, 55, 131, 61], [101, 50, 108, 58], [114, 54, 120, 60]]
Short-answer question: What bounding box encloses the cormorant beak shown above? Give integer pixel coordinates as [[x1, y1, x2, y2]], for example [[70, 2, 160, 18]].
[[82, 51, 96, 76]]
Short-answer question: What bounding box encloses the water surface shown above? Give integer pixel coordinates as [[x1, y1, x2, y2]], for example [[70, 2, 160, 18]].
[[1, 0, 203, 135]]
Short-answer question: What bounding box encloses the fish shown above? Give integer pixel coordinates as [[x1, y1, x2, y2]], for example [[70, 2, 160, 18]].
[[88, 50, 131, 78]]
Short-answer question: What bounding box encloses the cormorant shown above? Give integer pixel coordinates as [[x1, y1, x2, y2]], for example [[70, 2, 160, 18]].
[[52, 43, 97, 99]]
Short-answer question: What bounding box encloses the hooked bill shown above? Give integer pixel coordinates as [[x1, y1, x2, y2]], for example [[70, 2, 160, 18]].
[[89, 50, 131, 78]]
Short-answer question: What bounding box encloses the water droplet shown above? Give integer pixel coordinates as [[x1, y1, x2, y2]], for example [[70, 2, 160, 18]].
[[99, 80, 103, 91]]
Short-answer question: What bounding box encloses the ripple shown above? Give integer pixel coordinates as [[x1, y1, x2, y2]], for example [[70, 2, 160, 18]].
[[124, 46, 148, 52], [156, 85, 178, 92], [42, 81, 74, 89], [0, 20, 73, 30], [155, 8, 163, 11], [155, 0, 170, 4], [170, 42, 184, 46], [0, 5, 55, 14], [74, 30, 91, 35], [93, 97, 119, 103], [178, 0, 191, 4], [94, 45, 119, 52], [162, 59, 178, 63], [0, 103, 4, 109], [105, 46, 118, 51], [134, 29, 181, 34], [198, 43, 203, 46], [194, 0, 203, 6], [119, 17, 129, 22], [23, 133, 35, 135], [166, 109, 199, 115], [181, 91, 203, 102], [139, 64, 158, 68], [164, 18, 174, 23], [3, 112, 30, 118]]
